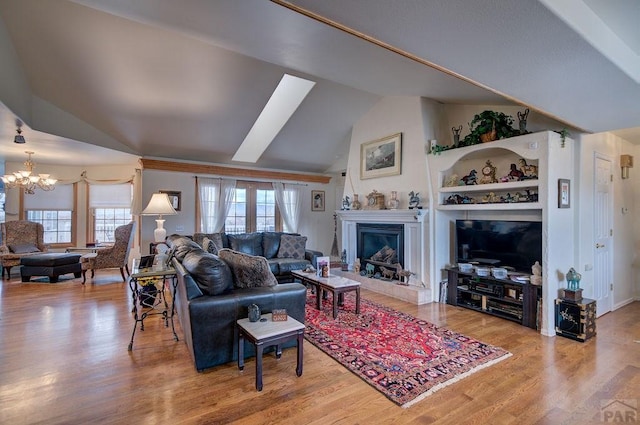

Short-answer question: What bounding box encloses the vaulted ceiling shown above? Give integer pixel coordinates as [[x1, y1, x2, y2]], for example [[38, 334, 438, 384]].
[[0, 0, 638, 173]]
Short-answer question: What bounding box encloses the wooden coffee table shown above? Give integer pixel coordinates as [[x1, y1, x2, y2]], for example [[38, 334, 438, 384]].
[[291, 270, 361, 318]]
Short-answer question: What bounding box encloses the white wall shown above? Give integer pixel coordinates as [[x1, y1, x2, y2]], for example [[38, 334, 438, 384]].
[[343, 96, 437, 208], [140, 169, 338, 257]]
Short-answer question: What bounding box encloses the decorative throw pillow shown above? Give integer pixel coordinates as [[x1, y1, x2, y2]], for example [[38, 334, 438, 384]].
[[202, 235, 223, 255], [218, 248, 277, 289], [277, 234, 307, 259], [8, 243, 41, 254]]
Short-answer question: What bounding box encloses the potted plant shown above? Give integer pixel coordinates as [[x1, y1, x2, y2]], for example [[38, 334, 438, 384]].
[[460, 110, 518, 146]]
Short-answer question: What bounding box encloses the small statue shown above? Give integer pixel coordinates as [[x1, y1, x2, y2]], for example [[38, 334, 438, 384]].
[[341, 249, 347, 264], [517, 108, 530, 135], [365, 263, 375, 277], [566, 267, 581, 290], [444, 174, 459, 187], [350, 194, 361, 210], [408, 191, 421, 209], [354, 258, 361, 273], [452, 125, 463, 145], [461, 169, 477, 185], [518, 158, 538, 179], [507, 163, 524, 181], [530, 261, 542, 285], [396, 263, 415, 285], [342, 196, 351, 210]]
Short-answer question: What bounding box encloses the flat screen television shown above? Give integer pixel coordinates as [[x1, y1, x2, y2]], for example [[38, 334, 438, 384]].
[[455, 219, 542, 273]]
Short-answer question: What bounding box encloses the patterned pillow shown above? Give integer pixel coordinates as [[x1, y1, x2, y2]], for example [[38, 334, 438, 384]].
[[277, 234, 307, 259], [202, 234, 223, 255], [8, 243, 41, 254], [218, 248, 277, 289]]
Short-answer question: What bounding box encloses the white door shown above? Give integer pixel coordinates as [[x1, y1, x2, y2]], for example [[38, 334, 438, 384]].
[[593, 155, 613, 316]]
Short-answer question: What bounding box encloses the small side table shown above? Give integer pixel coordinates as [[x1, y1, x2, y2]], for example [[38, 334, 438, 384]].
[[237, 313, 304, 391], [555, 297, 596, 342], [128, 265, 178, 351]]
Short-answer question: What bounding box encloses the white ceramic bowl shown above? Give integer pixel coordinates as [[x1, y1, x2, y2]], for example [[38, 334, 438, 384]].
[[458, 263, 473, 273], [475, 266, 490, 277], [492, 268, 508, 279]]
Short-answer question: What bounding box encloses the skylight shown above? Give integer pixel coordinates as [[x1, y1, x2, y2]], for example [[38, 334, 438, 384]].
[[232, 74, 316, 163]]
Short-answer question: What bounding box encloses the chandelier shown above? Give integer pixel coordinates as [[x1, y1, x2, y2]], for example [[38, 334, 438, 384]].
[[1, 151, 57, 194]]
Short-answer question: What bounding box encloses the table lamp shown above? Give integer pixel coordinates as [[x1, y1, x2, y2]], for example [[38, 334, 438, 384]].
[[142, 193, 177, 242]]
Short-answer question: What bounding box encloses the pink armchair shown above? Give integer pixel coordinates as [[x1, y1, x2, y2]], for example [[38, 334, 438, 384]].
[[1, 220, 48, 279], [81, 222, 136, 284]]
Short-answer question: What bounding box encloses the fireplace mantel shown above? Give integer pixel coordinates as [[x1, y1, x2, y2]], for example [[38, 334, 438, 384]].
[[336, 208, 431, 304], [336, 209, 427, 223]]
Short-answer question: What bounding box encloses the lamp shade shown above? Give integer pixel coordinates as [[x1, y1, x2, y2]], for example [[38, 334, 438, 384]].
[[142, 193, 177, 217], [142, 193, 177, 242]]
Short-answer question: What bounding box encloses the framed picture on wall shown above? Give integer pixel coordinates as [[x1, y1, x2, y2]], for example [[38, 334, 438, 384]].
[[311, 190, 325, 211], [160, 190, 181, 211], [360, 132, 402, 179], [558, 179, 570, 208]]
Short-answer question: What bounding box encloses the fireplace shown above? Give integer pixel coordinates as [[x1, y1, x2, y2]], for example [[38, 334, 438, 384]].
[[357, 223, 404, 275], [336, 209, 430, 305]]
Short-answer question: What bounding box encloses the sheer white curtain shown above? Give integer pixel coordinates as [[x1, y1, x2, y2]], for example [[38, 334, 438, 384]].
[[198, 177, 236, 233], [273, 182, 302, 233]]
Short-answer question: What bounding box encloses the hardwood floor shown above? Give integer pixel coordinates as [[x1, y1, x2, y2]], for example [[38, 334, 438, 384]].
[[0, 271, 638, 425]]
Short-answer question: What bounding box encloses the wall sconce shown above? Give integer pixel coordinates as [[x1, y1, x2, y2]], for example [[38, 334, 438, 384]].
[[620, 154, 633, 179]]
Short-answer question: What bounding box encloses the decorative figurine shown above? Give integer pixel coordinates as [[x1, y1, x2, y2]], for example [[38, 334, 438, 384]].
[[351, 194, 361, 210], [379, 265, 396, 280], [518, 158, 538, 179], [248, 304, 261, 322], [507, 163, 524, 181], [566, 267, 581, 290], [530, 261, 542, 285], [387, 191, 400, 209], [365, 263, 375, 277], [479, 160, 498, 184], [408, 191, 421, 209], [452, 125, 463, 145], [354, 258, 361, 273], [341, 249, 348, 271], [342, 196, 351, 210], [461, 169, 477, 185], [481, 192, 500, 203], [517, 108, 530, 135], [396, 263, 415, 285], [444, 174, 460, 187]]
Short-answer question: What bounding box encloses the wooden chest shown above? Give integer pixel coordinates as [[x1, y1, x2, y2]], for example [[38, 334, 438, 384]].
[[555, 298, 596, 342]]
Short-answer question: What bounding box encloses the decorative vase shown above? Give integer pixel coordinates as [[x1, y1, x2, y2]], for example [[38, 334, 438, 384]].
[[387, 191, 399, 209], [351, 194, 361, 210], [248, 304, 261, 322]]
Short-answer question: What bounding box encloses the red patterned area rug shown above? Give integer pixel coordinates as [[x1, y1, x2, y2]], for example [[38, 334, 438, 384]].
[[304, 292, 512, 408]]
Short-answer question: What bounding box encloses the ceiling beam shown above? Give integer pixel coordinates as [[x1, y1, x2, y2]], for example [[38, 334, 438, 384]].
[[140, 158, 332, 184]]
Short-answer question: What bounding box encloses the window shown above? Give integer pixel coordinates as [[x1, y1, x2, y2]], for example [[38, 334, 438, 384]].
[[93, 208, 131, 243], [23, 183, 76, 246], [26, 210, 72, 244], [224, 182, 281, 234], [88, 183, 132, 243]]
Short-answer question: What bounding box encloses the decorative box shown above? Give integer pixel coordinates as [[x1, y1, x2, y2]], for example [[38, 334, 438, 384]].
[[555, 298, 596, 342], [562, 287, 583, 302], [272, 309, 288, 322]]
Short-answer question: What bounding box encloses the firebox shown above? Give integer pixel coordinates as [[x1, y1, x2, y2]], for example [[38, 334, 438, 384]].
[[357, 223, 404, 275]]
